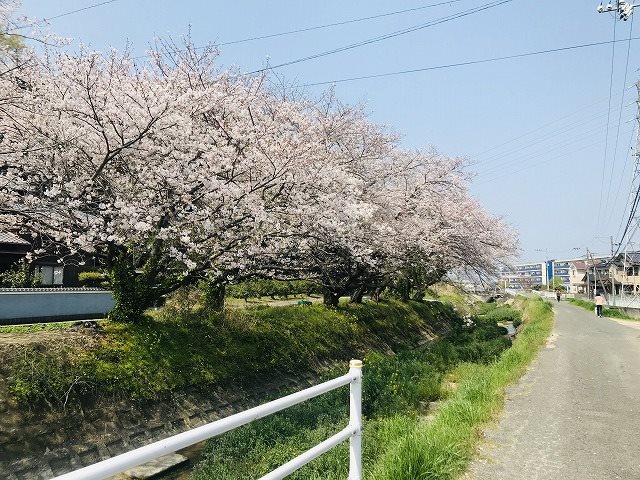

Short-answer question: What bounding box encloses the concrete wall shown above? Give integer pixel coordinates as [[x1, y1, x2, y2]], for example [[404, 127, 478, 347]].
[[0, 290, 114, 324]]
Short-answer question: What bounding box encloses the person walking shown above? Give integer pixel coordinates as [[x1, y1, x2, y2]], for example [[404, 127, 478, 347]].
[[595, 292, 604, 317], [556, 291, 561, 302]]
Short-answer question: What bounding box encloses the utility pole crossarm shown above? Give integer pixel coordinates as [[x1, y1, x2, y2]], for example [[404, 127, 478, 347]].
[[596, 0, 638, 20]]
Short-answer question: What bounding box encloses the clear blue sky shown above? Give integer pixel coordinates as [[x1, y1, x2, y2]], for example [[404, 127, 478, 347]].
[[17, 0, 640, 263]]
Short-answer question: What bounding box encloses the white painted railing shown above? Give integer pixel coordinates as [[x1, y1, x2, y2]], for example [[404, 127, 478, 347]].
[[51, 360, 363, 480]]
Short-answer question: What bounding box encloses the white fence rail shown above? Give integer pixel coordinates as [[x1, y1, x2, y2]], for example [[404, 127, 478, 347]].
[[51, 360, 363, 480]]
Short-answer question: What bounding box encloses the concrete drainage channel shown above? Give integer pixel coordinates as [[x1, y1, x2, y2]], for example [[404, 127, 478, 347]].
[[123, 442, 207, 480]]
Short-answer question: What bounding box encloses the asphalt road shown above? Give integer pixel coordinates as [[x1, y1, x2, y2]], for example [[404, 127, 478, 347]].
[[465, 301, 640, 480]]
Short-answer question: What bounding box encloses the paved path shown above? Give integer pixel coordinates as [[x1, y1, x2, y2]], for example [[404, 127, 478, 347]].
[[465, 301, 640, 480]]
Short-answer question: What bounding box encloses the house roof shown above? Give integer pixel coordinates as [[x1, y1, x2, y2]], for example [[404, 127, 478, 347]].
[[0, 232, 31, 246], [571, 260, 587, 270], [612, 251, 640, 265]]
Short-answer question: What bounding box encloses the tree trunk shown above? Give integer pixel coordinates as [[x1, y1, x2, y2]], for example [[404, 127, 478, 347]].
[[350, 286, 365, 303], [323, 288, 341, 307], [108, 256, 152, 323], [200, 280, 226, 311]]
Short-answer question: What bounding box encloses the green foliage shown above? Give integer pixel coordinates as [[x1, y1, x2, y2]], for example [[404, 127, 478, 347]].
[[602, 307, 633, 319], [549, 277, 567, 291], [0, 321, 74, 334], [9, 346, 92, 407], [7, 300, 452, 405], [567, 297, 635, 320], [226, 279, 322, 300], [0, 32, 22, 50], [108, 254, 155, 323], [369, 297, 553, 480], [192, 307, 512, 480], [566, 297, 594, 310], [0, 262, 41, 288], [78, 271, 109, 288]]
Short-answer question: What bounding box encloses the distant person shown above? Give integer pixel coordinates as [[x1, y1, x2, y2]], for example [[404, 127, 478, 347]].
[[595, 293, 604, 317], [556, 291, 561, 302]]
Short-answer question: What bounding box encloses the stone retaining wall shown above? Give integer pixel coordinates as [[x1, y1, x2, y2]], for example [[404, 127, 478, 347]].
[[0, 367, 333, 479]]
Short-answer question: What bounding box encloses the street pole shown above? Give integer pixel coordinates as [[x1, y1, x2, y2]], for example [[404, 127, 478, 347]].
[[596, 1, 637, 20]]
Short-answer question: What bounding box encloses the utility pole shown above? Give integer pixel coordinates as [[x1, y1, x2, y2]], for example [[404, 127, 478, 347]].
[[596, 1, 637, 20], [595, 2, 640, 270]]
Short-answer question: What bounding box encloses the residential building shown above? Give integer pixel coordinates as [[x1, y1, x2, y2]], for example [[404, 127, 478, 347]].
[[607, 252, 640, 295], [568, 260, 587, 294], [0, 231, 80, 287], [582, 257, 613, 298], [551, 259, 571, 290], [500, 262, 547, 290], [0, 232, 31, 271]]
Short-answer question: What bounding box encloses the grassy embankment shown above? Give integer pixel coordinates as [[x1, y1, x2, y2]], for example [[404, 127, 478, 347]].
[[191, 298, 547, 480], [566, 297, 635, 320], [369, 296, 552, 479], [2, 292, 550, 480], [4, 298, 457, 407]]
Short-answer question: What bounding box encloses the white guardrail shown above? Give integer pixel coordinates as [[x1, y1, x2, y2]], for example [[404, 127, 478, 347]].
[[51, 360, 364, 480]]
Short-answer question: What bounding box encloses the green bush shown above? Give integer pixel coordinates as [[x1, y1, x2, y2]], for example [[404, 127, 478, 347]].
[[9, 347, 93, 406], [78, 271, 109, 288], [602, 307, 632, 319], [479, 304, 521, 324], [0, 262, 41, 288], [567, 298, 634, 320], [226, 279, 322, 300]]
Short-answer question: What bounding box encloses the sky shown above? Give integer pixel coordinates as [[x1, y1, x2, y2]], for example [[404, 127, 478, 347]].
[[14, 0, 640, 263]]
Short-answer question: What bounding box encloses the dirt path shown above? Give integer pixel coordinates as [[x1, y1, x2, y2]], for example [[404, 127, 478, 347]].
[[465, 301, 640, 479]]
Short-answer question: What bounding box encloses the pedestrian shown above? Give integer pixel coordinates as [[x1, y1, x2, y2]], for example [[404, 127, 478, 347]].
[[595, 292, 604, 317], [556, 291, 561, 302]]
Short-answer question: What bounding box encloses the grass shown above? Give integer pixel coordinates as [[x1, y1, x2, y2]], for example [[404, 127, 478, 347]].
[[191, 300, 523, 479], [368, 296, 553, 480], [0, 321, 76, 334], [5, 299, 459, 406], [566, 297, 635, 320]]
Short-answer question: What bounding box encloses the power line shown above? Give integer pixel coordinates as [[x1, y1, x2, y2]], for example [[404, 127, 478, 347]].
[[597, 17, 618, 227], [130, 0, 486, 63], [247, 0, 514, 75], [604, 16, 635, 218], [470, 95, 615, 160], [218, 0, 470, 47], [474, 111, 620, 177], [9, 0, 120, 31], [613, 124, 637, 240], [474, 100, 625, 170], [474, 123, 610, 183], [302, 36, 640, 87], [475, 137, 602, 186]]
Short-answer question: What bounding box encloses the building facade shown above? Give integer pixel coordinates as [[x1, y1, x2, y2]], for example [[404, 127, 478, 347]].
[[551, 260, 571, 290], [0, 231, 80, 287], [500, 262, 547, 290]]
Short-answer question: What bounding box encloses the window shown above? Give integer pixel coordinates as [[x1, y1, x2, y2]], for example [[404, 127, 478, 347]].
[[36, 265, 64, 285]]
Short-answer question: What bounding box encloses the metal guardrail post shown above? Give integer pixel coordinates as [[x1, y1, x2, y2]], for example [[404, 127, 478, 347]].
[[348, 359, 363, 480]]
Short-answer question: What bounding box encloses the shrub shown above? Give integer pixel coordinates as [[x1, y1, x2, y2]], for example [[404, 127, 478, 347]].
[[78, 271, 109, 288], [0, 262, 41, 288], [226, 279, 322, 300]]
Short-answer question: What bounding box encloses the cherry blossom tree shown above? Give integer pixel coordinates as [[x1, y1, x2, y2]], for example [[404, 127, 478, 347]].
[[0, 38, 517, 319], [0, 43, 327, 320]]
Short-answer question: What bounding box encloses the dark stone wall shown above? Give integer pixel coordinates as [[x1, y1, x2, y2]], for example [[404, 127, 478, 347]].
[[0, 366, 338, 479]]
